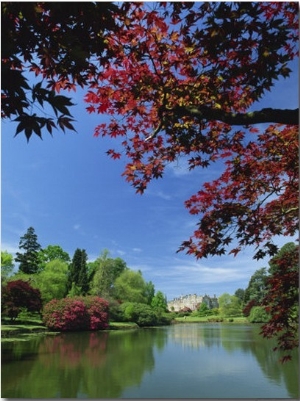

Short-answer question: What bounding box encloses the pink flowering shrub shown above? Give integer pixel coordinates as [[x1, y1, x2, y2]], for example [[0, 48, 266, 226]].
[[83, 296, 109, 330], [43, 296, 109, 331]]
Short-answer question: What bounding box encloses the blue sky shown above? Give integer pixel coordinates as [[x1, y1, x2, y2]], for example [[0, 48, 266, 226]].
[[1, 57, 298, 301]]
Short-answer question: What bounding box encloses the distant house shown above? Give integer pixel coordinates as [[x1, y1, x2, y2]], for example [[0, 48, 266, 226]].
[[167, 293, 219, 312]]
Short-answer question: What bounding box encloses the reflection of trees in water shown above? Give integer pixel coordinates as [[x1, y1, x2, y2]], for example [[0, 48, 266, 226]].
[[2, 325, 297, 398], [245, 326, 299, 399], [168, 323, 298, 399], [2, 335, 43, 362], [83, 329, 168, 398], [1, 328, 168, 398], [39, 332, 108, 369], [168, 323, 222, 350], [1, 336, 44, 398], [220, 324, 299, 399]]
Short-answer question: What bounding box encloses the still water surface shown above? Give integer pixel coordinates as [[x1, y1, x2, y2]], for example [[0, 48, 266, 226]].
[[2, 323, 299, 398]]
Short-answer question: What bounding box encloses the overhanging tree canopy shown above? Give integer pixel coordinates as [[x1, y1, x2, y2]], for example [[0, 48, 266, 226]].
[[1, 1, 120, 138], [84, 2, 298, 260], [2, 2, 298, 258]]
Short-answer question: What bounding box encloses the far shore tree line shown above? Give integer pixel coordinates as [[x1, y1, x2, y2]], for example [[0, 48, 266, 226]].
[[1, 226, 171, 329], [2, 227, 298, 363]]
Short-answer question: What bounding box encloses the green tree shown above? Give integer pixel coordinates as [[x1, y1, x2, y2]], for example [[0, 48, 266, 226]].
[[219, 293, 242, 317], [234, 288, 245, 304], [1, 250, 14, 283], [151, 291, 168, 312], [244, 268, 268, 305], [35, 259, 68, 304], [197, 302, 210, 317], [90, 250, 127, 298], [145, 280, 155, 305], [120, 302, 158, 327], [248, 306, 270, 323], [68, 248, 89, 295], [15, 227, 41, 274], [114, 270, 148, 304], [37, 245, 70, 271]]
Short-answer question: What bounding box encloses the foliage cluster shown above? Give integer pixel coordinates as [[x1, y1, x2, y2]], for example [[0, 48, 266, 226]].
[[1, 279, 42, 321], [42, 296, 109, 331], [242, 299, 257, 318], [1, 2, 120, 140], [15, 226, 41, 274], [248, 306, 269, 324], [260, 244, 299, 363], [119, 302, 172, 327], [2, 227, 172, 330], [191, 303, 213, 317], [1, 250, 14, 284]]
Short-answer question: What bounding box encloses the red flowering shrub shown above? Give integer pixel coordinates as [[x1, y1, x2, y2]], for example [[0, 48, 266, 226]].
[[42, 296, 109, 331], [2, 279, 42, 321]]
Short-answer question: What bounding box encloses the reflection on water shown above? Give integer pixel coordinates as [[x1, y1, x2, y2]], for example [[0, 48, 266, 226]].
[[1, 324, 299, 398]]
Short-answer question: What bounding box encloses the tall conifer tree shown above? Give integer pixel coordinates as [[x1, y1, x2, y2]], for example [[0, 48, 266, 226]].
[[15, 226, 41, 274], [68, 248, 89, 295]]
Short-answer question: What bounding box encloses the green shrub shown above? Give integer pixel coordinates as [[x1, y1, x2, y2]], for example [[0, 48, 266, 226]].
[[43, 296, 109, 331], [168, 311, 177, 320], [119, 302, 172, 327], [107, 299, 123, 322], [156, 312, 173, 325], [248, 306, 270, 323], [207, 317, 224, 322], [120, 302, 156, 326], [177, 307, 192, 317]]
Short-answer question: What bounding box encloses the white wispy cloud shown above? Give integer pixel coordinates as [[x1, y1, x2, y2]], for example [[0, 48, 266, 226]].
[[133, 247, 142, 253], [117, 249, 126, 256]]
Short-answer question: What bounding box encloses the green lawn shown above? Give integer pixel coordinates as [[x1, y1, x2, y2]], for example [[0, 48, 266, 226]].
[[175, 315, 248, 323], [1, 316, 139, 338], [1, 314, 249, 340], [109, 322, 139, 330]]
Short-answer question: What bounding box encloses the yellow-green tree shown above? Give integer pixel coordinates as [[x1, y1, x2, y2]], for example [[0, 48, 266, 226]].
[[219, 293, 242, 317], [1, 250, 14, 283], [35, 259, 68, 304], [114, 270, 148, 304]]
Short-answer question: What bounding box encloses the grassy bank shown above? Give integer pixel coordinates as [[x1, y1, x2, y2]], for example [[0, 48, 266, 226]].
[[1, 314, 249, 341], [174, 315, 249, 323], [109, 322, 139, 330], [1, 315, 139, 340], [1, 315, 51, 339]]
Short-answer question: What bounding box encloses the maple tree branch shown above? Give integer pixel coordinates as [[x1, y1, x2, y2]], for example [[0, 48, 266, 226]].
[[174, 106, 299, 126], [145, 121, 163, 141]]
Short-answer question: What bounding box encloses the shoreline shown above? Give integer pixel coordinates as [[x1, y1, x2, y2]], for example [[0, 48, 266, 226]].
[[1, 315, 251, 340]]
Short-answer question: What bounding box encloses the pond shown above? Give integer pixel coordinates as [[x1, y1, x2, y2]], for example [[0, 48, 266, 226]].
[[1, 323, 299, 398]]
